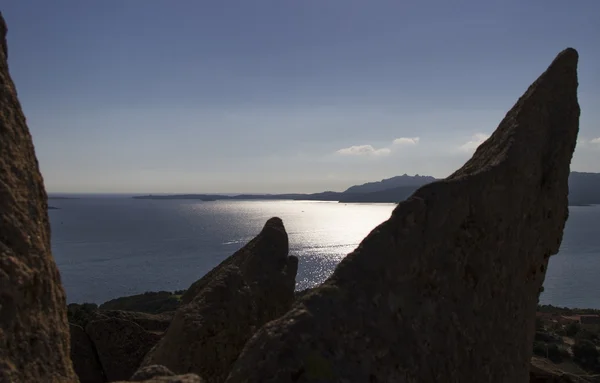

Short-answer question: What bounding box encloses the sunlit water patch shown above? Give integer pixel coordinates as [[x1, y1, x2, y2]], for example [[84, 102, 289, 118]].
[[49, 199, 600, 307]]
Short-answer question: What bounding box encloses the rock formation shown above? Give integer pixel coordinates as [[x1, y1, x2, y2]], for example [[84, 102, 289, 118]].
[[143, 218, 298, 382], [225, 48, 580, 382], [0, 12, 77, 383], [0, 9, 584, 382], [69, 324, 105, 383], [86, 318, 162, 382]]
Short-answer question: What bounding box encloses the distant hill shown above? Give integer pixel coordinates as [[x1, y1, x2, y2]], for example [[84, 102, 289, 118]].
[[338, 185, 424, 203], [133, 172, 599, 206], [344, 174, 437, 194], [339, 172, 600, 205]]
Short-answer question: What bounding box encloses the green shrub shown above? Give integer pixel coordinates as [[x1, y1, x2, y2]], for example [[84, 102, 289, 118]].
[[565, 322, 581, 337], [533, 341, 548, 358], [99, 291, 181, 314], [67, 303, 98, 327], [573, 339, 600, 372], [575, 329, 599, 344]]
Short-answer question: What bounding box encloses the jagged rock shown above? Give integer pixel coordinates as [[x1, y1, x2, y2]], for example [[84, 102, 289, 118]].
[[99, 310, 174, 332], [143, 218, 298, 382], [0, 12, 77, 383], [69, 324, 105, 383], [86, 318, 161, 382], [225, 48, 580, 383]]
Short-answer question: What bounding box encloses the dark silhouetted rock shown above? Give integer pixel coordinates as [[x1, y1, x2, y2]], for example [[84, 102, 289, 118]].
[[0, 12, 77, 383], [69, 324, 105, 383], [143, 218, 298, 382], [226, 48, 580, 383], [86, 318, 161, 382]]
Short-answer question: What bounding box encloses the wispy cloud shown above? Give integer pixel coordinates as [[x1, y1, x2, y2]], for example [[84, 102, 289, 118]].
[[591, 137, 600, 144], [335, 145, 391, 156], [393, 137, 420, 145], [459, 133, 489, 152]]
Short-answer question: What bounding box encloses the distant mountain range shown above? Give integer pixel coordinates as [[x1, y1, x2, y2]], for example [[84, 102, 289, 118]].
[[133, 171, 600, 206]]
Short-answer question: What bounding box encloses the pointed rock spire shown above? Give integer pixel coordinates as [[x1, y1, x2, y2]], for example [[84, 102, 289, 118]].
[[225, 48, 580, 383]]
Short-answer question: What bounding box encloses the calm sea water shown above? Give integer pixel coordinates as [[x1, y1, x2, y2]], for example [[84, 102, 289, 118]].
[[48, 198, 600, 308]]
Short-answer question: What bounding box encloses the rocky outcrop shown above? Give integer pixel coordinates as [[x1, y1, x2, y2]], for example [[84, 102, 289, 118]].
[[0, 12, 77, 383], [225, 48, 580, 382], [143, 218, 298, 382], [69, 310, 172, 382], [86, 318, 162, 382], [69, 324, 105, 383]]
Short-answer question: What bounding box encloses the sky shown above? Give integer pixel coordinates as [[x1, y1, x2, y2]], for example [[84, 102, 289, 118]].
[[2, 1, 599, 194]]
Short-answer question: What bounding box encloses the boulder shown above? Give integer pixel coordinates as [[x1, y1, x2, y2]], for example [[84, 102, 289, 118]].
[[0, 12, 77, 383], [143, 218, 298, 382], [69, 324, 105, 383], [86, 318, 161, 382], [225, 48, 580, 383]]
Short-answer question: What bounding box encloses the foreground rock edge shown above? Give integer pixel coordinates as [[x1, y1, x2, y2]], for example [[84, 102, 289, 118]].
[[0, 11, 77, 383]]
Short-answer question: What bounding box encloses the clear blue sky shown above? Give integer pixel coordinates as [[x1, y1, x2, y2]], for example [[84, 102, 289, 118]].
[[3, 1, 599, 193]]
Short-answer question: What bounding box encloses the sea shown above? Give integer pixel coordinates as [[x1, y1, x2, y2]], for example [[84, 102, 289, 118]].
[[48, 197, 600, 309]]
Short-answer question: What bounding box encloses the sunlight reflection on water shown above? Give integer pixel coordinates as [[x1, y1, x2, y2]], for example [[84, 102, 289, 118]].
[[49, 199, 600, 307]]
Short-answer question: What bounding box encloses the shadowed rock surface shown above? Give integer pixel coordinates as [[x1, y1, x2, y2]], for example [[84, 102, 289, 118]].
[[143, 218, 298, 382], [86, 318, 162, 382], [69, 324, 105, 383], [226, 48, 580, 383], [0, 12, 77, 383]]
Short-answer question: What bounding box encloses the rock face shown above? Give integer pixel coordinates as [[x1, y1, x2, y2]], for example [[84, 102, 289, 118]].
[[0, 12, 77, 383], [225, 49, 580, 383], [143, 218, 298, 382], [86, 318, 162, 382], [69, 324, 105, 383]]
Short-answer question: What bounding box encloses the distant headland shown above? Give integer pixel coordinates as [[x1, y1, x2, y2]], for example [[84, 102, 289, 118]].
[[133, 172, 600, 206]]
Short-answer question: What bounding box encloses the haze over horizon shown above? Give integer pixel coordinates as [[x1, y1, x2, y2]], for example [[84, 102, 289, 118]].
[[3, 1, 599, 194]]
